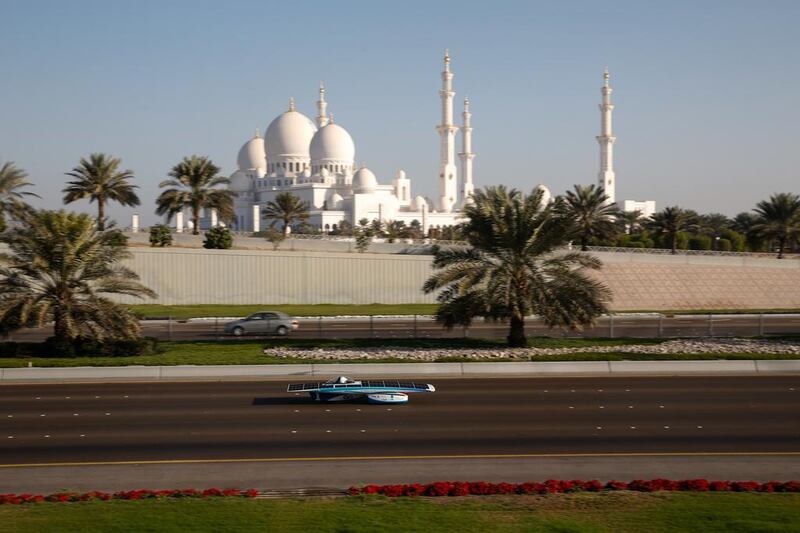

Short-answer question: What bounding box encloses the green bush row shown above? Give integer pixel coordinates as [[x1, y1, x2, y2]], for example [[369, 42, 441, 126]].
[[0, 337, 162, 358]]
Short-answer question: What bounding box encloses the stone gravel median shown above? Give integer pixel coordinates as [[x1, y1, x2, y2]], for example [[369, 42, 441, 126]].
[[262, 338, 800, 361]]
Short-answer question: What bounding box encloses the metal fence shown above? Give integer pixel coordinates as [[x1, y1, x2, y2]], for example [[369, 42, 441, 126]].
[[110, 314, 800, 342]]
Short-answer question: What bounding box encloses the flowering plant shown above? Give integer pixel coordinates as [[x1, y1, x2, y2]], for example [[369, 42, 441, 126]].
[[0, 488, 258, 505], [347, 479, 800, 497]]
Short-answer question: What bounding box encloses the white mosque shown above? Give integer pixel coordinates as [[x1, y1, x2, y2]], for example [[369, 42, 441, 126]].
[[164, 52, 653, 236], [226, 50, 472, 234]]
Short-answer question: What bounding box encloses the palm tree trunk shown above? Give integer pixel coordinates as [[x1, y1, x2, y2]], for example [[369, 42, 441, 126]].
[[193, 207, 200, 236], [778, 236, 786, 259], [507, 316, 527, 348], [283, 217, 290, 237], [97, 197, 105, 231], [671, 232, 677, 255], [53, 306, 71, 344]]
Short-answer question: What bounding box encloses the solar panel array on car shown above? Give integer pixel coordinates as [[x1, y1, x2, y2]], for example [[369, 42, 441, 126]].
[[286, 381, 431, 392]]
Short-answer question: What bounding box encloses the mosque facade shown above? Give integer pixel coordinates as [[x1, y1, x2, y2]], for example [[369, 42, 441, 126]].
[[225, 51, 471, 235], [191, 52, 654, 235]]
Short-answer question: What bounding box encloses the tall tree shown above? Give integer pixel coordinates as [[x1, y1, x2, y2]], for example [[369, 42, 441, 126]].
[[647, 206, 695, 254], [423, 186, 611, 347], [619, 210, 644, 235], [63, 153, 140, 231], [752, 193, 800, 259], [156, 156, 235, 235], [261, 192, 310, 236], [0, 210, 155, 344], [697, 213, 731, 239], [561, 184, 619, 250], [383, 220, 409, 243], [732, 211, 764, 251], [0, 161, 39, 227]]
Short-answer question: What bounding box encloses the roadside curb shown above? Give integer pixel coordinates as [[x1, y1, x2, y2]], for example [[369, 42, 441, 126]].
[[2, 360, 800, 383]]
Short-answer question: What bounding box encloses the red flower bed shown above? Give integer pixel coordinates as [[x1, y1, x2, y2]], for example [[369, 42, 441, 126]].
[[347, 479, 800, 497], [0, 488, 258, 505]]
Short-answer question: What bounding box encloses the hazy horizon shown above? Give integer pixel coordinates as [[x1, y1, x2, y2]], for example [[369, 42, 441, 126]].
[[2, 0, 798, 226]]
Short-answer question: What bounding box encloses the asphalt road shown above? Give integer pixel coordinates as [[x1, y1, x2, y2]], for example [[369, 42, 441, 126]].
[[8, 314, 800, 342], [1, 376, 799, 492]]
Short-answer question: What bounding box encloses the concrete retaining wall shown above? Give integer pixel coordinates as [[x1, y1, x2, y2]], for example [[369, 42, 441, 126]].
[[106, 247, 800, 310], [2, 360, 799, 382]]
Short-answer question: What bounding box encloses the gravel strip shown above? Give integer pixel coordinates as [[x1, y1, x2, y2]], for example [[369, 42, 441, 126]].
[[262, 338, 800, 361]]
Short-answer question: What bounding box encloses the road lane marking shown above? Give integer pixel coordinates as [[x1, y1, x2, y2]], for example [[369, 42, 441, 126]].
[[3, 451, 800, 469]]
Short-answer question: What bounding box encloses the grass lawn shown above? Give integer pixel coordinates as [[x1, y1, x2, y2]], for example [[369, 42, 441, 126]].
[[1, 337, 799, 368], [2, 493, 799, 533], [130, 304, 440, 319]]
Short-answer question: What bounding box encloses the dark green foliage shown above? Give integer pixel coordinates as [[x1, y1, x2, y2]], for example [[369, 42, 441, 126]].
[[0, 337, 161, 358], [156, 156, 234, 235], [560, 184, 619, 251], [752, 192, 800, 258], [354, 218, 373, 253], [424, 186, 611, 347], [261, 192, 310, 236], [203, 226, 233, 249], [721, 229, 746, 251], [0, 209, 156, 343], [149, 224, 173, 247], [63, 153, 140, 231], [649, 207, 696, 254], [688, 234, 712, 250], [105, 229, 129, 248]]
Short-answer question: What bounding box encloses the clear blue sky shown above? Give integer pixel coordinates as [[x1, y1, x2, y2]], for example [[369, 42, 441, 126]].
[[1, 0, 798, 225]]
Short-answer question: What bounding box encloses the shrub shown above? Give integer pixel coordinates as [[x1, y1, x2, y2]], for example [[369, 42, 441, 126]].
[[149, 224, 173, 247], [263, 226, 285, 251], [717, 238, 732, 251], [105, 229, 129, 247], [203, 226, 233, 249], [688, 234, 712, 250]]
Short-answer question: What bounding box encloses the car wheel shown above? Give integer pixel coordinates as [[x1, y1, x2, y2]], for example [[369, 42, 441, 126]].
[[276, 325, 289, 336], [232, 326, 244, 337]]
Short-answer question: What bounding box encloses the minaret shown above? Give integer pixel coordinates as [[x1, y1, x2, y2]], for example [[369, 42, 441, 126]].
[[316, 82, 329, 127], [596, 67, 616, 204], [459, 96, 475, 205], [437, 49, 458, 212]]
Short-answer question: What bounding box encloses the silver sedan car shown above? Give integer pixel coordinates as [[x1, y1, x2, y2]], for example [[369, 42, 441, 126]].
[[224, 311, 299, 337]]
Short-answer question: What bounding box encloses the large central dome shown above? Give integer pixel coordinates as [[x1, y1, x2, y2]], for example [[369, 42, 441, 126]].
[[310, 123, 355, 164], [265, 109, 317, 161]]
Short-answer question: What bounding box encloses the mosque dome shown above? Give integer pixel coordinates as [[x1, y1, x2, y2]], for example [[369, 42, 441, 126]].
[[328, 192, 344, 210], [411, 195, 429, 211], [265, 106, 317, 161], [352, 166, 377, 193], [310, 123, 355, 164], [228, 170, 251, 193], [237, 133, 266, 171]]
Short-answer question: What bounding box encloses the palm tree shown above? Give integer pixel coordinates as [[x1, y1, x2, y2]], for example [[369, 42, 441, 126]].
[[0, 210, 156, 344], [619, 210, 643, 235], [63, 153, 140, 231], [732, 211, 764, 251], [383, 220, 409, 243], [423, 186, 611, 347], [647, 206, 695, 254], [262, 192, 310, 236], [697, 213, 731, 239], [752, 193, 800, 259], [0, 161, 39, 227], [561, 184, 619, 250], [156, 156, 235, 235]]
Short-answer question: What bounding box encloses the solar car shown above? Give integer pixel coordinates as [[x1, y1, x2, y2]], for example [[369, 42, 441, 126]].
[[287, 376, 436, 404]]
